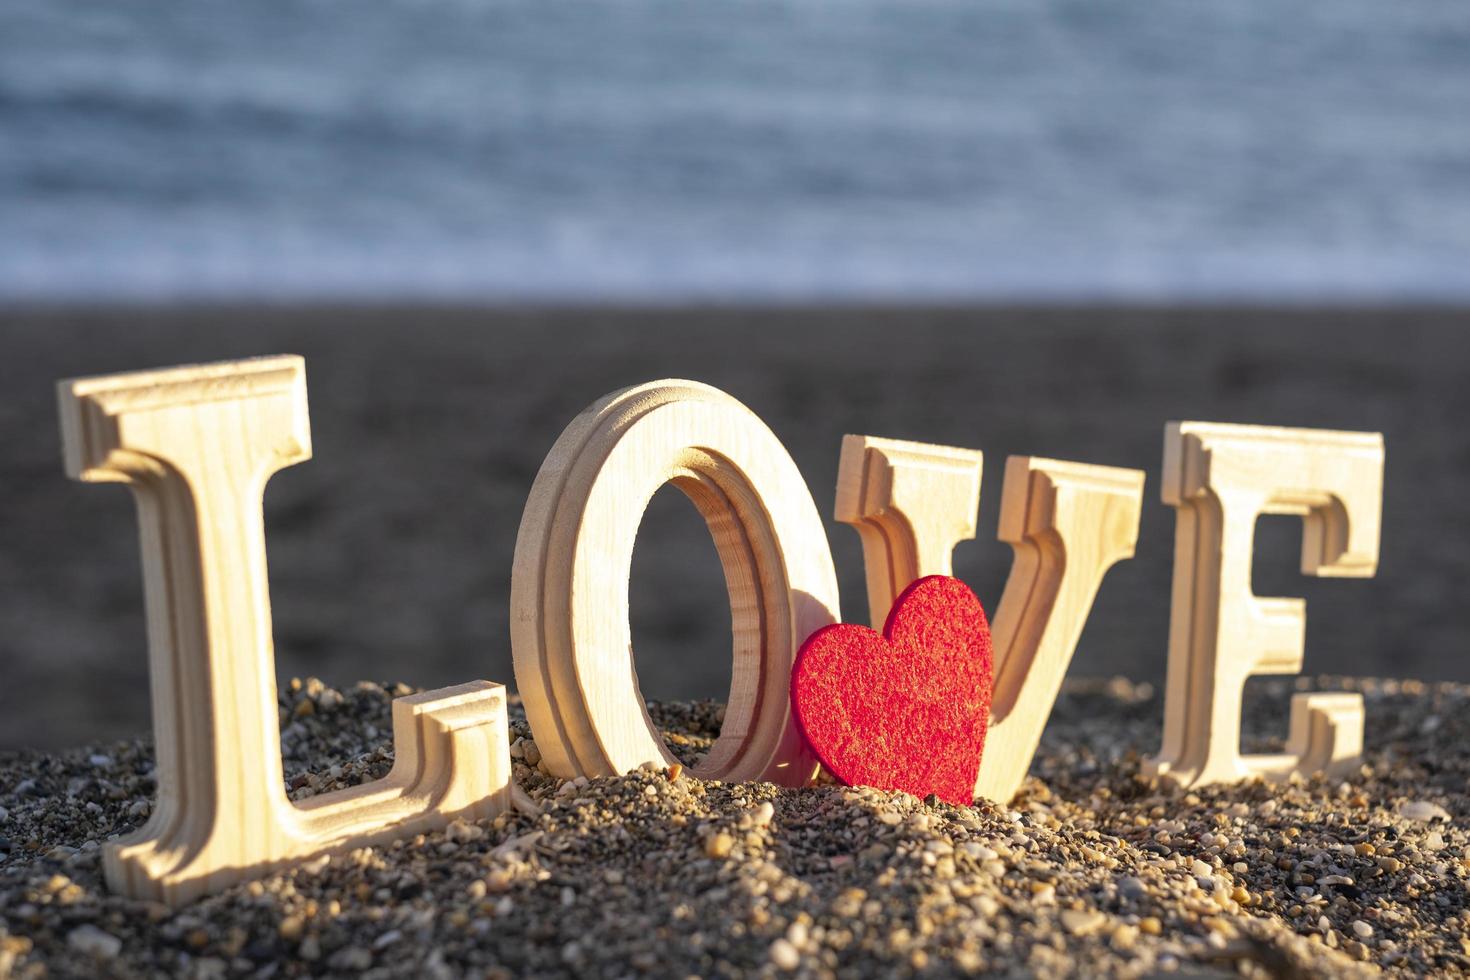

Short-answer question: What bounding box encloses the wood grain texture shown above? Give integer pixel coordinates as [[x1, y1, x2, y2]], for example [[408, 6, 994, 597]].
[[59, 356, 511, 906], [511, 381, 840, 787], [834, 435, 984, 629], [835, 438, 1145, 804], [1143, 422, 1384, 788], [976, 457, 1146, 802]]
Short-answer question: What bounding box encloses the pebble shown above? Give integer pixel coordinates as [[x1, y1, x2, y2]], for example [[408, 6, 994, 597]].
[[1116, 876, 1147, 900], [1060, 909, 1107, 936], [0, 676, 1465, 978], [66, 925, 122, 959], [1398, 800, 1451, 822], [446, 818, 483, 843], [331, 946, 372, 970], [1109, 924, 1138, 950], [769, 938, 801, 970], [279, 915, 306, 941]]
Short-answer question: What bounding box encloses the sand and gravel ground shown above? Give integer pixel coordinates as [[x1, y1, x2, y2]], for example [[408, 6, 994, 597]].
[[1, 674, 1466, 978]]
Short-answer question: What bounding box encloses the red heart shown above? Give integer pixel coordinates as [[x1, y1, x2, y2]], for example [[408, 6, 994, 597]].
[[790, 575, 993, 806]]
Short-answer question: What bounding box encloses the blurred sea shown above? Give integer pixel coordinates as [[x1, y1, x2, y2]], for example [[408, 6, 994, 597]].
[[2, 0, 1469, 305]]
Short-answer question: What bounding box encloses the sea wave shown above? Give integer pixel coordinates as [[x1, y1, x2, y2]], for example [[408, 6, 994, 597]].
[[2, 0, 1468, 303]]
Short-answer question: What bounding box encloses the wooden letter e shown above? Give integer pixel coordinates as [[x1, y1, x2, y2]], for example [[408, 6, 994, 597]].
[[1143, 422, 1383, 788]]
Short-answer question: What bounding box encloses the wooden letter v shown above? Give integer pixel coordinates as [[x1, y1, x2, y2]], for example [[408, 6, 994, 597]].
[[835, 436, 1144, 804]]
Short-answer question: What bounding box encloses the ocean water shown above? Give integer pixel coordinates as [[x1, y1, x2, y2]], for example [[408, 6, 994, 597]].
[[2, 0, 1469, 304]]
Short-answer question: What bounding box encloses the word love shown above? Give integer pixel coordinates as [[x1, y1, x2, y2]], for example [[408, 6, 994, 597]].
[[55, 357, 1384, 904]]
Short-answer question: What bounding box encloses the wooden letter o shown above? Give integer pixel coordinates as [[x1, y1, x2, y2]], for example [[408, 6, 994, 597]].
[[511, 380, 840, 787]]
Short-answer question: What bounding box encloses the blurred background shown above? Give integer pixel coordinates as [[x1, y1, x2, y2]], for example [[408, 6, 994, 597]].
[[2, 1, 1468, 747]]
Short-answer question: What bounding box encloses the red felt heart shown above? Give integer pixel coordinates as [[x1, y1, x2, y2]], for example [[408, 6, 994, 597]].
[[790, 575, 993, 806]]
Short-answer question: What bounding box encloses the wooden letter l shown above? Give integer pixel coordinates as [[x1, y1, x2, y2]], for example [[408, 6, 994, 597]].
[[60, 356, 511, 906]]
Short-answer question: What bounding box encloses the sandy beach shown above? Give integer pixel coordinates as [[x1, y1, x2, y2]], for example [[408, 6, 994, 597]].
[[0, 674, 1466, 976], [1, 304, 1468, 748]]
